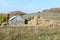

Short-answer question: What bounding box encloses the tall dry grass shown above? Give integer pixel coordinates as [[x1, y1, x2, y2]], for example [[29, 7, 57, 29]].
[[0, 24, 60, 40]]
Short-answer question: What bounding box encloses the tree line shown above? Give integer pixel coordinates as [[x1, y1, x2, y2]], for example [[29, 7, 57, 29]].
[[0, 14, 10, 23]]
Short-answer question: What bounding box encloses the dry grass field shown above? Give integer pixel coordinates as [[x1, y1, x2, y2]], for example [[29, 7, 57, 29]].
[[0, 24, 60, 40], [0, 11, 60, 40], [22, 12, 60, 21]]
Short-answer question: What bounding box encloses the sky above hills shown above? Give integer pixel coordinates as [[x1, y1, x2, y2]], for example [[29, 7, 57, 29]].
[[0, 0, 60, 13]]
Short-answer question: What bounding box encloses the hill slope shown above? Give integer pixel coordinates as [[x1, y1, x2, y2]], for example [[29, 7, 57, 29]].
[[22, 8, 60, 21], [9, 11, 26, 17]]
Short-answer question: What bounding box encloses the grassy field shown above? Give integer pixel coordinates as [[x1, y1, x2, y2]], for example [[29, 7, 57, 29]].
[[0, 25, 60, 40], [22, 12, 60, 21], [0, 12, 60, 40]]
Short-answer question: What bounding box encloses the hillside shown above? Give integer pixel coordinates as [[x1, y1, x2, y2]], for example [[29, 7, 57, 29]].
[[22, 8, 60, 21], [9, 11, 26, 17]]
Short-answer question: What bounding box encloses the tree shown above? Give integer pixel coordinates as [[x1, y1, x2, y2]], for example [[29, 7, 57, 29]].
[[1, 15, 5, 23], [0, 14, 2, 23], [5, 14, 10, 22]]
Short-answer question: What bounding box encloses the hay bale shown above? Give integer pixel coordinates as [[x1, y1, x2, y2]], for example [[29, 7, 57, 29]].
[[34, 16, 38, 19], [28, 16, 56, 26]]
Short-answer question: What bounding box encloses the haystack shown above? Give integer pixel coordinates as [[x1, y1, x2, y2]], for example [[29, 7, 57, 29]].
[[28, 16, 56, 26]]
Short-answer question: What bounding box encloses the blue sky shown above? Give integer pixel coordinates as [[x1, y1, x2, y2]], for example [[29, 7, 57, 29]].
[[0, 0, 60, 13]]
